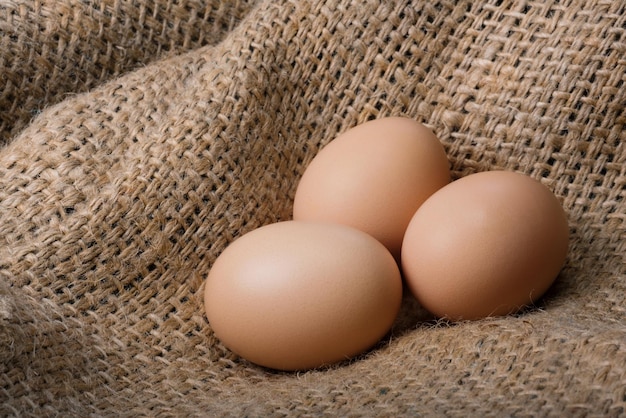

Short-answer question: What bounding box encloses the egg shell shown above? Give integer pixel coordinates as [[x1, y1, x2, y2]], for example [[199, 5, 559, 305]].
[[293, 117, 450, 260], [401, 170, 569, 321], [204, 220, 403, 371]]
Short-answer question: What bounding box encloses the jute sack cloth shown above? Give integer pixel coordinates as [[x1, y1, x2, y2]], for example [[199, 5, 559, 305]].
[[0, 0, 257, 145], [1, 0, 625, 416]]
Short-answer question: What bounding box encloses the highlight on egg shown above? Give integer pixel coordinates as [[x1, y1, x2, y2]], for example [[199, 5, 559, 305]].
[[400, 170, 569, 321], [293, 116, 450, 260], [204, 220, 403, 371]]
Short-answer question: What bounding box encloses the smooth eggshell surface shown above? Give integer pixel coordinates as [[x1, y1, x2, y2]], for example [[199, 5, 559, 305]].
[[204, 221, 403, 371], [401, 170, 569, 321], [293, 117, 450, 260]]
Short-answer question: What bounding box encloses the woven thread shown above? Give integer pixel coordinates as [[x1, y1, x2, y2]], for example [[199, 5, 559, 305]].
[[0, 0, 258, 146], [1, 0, 625, 416]]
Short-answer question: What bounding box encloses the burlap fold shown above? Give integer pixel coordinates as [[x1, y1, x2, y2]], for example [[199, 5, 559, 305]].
[[1, 0, 624, 416], [0, 0, 258, 146]]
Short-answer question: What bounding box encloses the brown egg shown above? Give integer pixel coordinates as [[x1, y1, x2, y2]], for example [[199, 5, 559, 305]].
[[204, 221, 402, 371], [293, 117, 450, 260], [401, 170, 569, 321]]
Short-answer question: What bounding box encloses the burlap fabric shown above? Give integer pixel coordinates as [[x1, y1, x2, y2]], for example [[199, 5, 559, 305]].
[[1, 0, 624, 416]]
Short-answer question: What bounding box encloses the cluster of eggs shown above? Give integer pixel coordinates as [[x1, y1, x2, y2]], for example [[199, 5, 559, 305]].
[[204, 117, 569, 371]]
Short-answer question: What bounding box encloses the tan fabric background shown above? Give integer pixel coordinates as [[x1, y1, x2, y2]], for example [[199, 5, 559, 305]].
[[0, 0, 257, 145], [1, 0, 624, 416]]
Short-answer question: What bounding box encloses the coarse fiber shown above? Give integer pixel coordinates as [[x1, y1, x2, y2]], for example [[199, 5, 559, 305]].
[[1, 0, 625, 416]]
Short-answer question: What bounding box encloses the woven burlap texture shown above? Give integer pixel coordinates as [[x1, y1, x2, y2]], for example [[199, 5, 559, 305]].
[[0, 0, 257, 146], [1, 0, 624, 416]]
